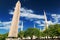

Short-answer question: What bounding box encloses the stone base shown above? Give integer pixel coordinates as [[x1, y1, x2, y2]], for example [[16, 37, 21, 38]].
[[6, 38, 18, 40], [6, 37, 21, 40]]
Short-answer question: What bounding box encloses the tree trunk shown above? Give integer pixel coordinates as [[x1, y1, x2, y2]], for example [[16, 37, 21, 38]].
[[31, 37, 33, 40], [52, 37, 54, 40], [21, 37, 23, 40], [44, 36, 46, 40], [47, 36, 49, 40], [31, 36, 33, 40], [58, 36, 60, 40]]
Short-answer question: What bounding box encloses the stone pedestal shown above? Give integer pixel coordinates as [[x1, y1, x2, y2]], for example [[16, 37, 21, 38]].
[[6, 38, 18, 40], [6, 38, 21, 40]]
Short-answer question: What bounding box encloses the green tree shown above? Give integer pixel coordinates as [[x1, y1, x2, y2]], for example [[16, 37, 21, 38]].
[[46, 24, 60, 40], [40, 32, 46, 37], [43, 28, 49, 40], [18, 31, 24, 40], [2, 33, 8, 40], [0, 33, 8, 40], [24, 28, 40, 40], [54, 24, 60, 38], [48, 25, 58, 40], [0, 34, 3, 40]]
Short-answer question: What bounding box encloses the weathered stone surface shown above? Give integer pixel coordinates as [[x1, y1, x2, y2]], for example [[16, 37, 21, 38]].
[[6, 1, 21, 40]]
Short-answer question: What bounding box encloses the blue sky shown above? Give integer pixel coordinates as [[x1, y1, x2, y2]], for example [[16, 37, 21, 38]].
[[0, 0, 60, 34]]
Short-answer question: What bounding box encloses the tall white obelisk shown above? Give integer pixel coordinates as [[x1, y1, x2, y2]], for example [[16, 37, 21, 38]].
[[6, 1, 21, 40], [44, 11, 48, 30]]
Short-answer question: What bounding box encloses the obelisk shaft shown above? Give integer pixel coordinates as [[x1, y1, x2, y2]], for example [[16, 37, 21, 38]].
[[8, 1, 21, 37], [44, 11, 48, 29]]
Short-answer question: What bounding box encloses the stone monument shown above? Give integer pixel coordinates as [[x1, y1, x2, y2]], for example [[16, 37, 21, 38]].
[[6, 0, 21, 40], [44, 11, 48, 31]]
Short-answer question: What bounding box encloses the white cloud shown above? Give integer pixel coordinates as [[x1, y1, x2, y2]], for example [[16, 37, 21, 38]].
[[57, 15, 60, 18], [51, 14, 60, 23], [0, 21, 11, 30], [21, 8, 33, 13], [35, 21, 41, 24], [9, 8, 33, 15], [9, 8, 44, 20], [35, 20, 44, 26], [51, 14, 57, 17], [47, 21, 54, 25], [2, 21, 11, 25], [38, 24, 44, 26], [37, 20, 59, 27], [0, 21, 22, 30], [21, 13, 44, 19], [51, 14, 60, 18], [8, 8, 60, 30], [9, 10, 14, 15]]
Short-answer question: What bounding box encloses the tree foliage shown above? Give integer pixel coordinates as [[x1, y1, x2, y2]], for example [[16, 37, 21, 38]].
[[0, 33, 8, 40], [43, 24, 60, 39], [18, 31, 24, 39], [24, 28, 40, 40]]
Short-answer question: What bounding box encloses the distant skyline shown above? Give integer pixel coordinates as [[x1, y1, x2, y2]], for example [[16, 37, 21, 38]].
[[0, 0, 60, 34]]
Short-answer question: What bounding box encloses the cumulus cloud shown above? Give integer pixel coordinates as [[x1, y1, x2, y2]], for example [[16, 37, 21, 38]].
[[3, 8, 60, 30], [51, 14, 60, 18], [51, 14, 60, 23], [36, 20, 59, 27], [34, 20, 44, 26], [21, 8, 33, 13], [38, 24, 44, 26], [57, 15, 60, 18], [0, 21, 11, 30], [51, 14, 57, 17], [0, 8, 37, 30], [21, 13, 44, 19], [35, 21, 41, 24], [0, 21, 22, 30], [9, 8, 44, 20]]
